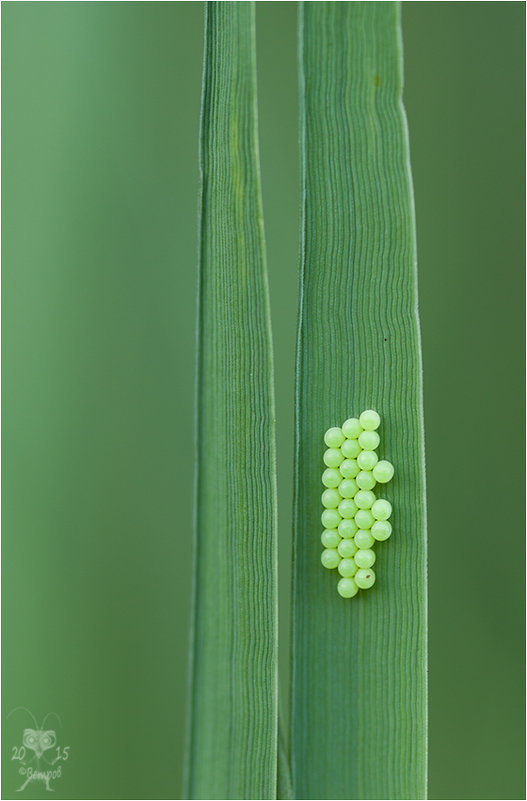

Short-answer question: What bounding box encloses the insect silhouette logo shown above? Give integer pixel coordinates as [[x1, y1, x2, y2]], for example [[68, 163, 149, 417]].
[[8, 708, 70, 792]]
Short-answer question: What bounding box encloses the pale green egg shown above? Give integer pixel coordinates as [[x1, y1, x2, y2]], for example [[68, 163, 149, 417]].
[[356, 470, 376, 491], [354, 529, 375, 549], [338, 519, 358, 539], [321, 529, 341, 549], [321, 488, 341, 509], [339, 459, 359, 478], [338, 499, 358, 519], [359, 409, 381, 431], [373, 460, 394, 484], [321, 548, 340, 569], [323, 448, 344, 468], [321, 508, 341, 529], [354, 509, 374, 530], [338, 478, 358, 498], [337, 577, 359, 598], [341, 418, 362, 439], [354, 568, 376, 589], [338, 538, 357, 558], [354, 490, 376, 510], [322, 468, 342, 488], [341, 438, 360, 459], [324, 426, 345, 448], [357, 449, 378, 471], [371, 520, 392, 541], [354, 548, 376, 569], [338, 558, 358, 578], [358, 430, 380, 451], [372, 499, 392, 521]]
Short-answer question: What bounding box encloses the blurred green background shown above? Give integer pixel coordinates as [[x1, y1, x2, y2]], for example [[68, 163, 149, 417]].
[[2, 2, 524, 799]]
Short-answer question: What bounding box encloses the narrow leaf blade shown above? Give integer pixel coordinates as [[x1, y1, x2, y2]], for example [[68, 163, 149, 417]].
[[292, 3, 427, 798], [186, 4, 278, 798]]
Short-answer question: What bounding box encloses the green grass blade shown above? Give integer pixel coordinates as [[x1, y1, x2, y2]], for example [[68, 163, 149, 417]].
[[292, 3, 427, 799], [185, 3, 278, 798]]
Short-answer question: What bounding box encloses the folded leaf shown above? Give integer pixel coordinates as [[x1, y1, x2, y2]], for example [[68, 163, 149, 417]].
[[185, 4, 278, 798]]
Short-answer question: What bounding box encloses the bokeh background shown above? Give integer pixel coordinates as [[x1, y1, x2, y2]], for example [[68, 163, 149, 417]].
[[2, 2, 524, 799]]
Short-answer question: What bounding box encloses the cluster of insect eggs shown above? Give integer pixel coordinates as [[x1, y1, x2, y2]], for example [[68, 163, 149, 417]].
[[320, 409, 394, 599]]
